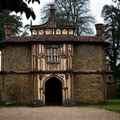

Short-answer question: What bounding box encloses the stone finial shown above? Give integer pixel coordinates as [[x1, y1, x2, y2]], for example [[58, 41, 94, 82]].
[[30, 20, 32, 27], [50, 3, 56, 15], [4, 23, 12, 39], [95, 24, 103, 37], [50, 3, 55, 8], [72, 16, 75, 27]]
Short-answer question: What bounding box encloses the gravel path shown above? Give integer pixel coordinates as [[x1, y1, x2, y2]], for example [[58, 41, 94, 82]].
[[0, 106, 120, 120]]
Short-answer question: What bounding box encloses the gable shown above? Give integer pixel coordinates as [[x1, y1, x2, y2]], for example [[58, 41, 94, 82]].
[[30, 4, 74, 36]]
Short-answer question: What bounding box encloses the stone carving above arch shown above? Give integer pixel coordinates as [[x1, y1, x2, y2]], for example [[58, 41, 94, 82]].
[[42, 74, 65, 91], [43, 74, 64, 83]]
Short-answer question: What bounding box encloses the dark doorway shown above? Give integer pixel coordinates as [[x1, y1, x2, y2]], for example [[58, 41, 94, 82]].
[[45, 77, 62, 105]]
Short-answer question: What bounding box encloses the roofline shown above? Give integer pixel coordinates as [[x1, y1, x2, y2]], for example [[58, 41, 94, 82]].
[[0, 40, 110, 47]]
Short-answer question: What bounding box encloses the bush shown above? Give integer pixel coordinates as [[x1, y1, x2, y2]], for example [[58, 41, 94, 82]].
[[28, 99, 45, 107], [62, 98, 79, 107], [116, 92, 120, 99]]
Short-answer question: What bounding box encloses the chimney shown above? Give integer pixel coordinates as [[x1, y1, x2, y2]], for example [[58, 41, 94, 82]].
[[4, 23, 12, 39], [95, 24, 103, 37]]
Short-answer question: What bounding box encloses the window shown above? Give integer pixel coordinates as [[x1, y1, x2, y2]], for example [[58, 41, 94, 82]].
[[46, 48, 59, 63], [108, 76, 111, 81], [44, 44, 62, 63]]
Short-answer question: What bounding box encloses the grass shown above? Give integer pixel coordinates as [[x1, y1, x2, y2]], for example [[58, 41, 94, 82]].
[[82, 99, 120, 113], [0, 99, 120, 113], [0, 105, 27, 109]]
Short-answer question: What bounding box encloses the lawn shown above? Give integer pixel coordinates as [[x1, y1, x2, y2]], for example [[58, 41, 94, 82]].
[[0, 99, 120, 113], [0, 105, 27, 109], [82, 99, 120, 113]]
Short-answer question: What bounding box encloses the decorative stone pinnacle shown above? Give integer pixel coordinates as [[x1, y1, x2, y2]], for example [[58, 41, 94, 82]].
[[50, 3, 56, 15], [50, 3, 55, 8]]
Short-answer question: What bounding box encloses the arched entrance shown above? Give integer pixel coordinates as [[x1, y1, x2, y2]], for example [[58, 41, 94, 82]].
[[45, 77, 62, 105]]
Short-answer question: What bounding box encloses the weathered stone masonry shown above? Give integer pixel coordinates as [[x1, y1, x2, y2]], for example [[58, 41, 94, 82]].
[[1, 44, 31, 72], [0, 42, 108, 104], [0, 44, 32, 103], [0, 4, 116, 105], [73, 44, 107, 103]]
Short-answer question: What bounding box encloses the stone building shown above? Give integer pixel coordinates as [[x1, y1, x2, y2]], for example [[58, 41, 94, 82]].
[[0, 4, 115, 105], [106, 60, 116, 99]]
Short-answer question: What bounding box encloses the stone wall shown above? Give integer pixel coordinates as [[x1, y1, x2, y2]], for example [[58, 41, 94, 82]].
[[2, 44, 31, 72], [0, 75, 1, 101], [0, 44, 32, 104], [73, 44, 106, 103], [73, 44, 106, 71], [106, 74, 116, 99], [74, 74, 104, 104], [1, 74, 33, 104]]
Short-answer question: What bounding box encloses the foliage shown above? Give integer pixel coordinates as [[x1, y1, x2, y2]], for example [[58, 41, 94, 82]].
[[62, 98, 79, 107], [101, 5, 120, 66], [41, 0, 95, 36], [28, 99, 45, 107], [112, 0, 120, 3], [0, 10, 23, 41], [82, 99, 120, 113], [22, 24, 30, 36], [0, 0, 40, 20], [116, 92, 120, 98], [101, 5, 120, 85], [110, 63, 120, 82]]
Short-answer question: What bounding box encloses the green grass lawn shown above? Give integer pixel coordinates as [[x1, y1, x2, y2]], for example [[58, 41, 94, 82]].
[[0, 105, 27, 109], [0, 99, 120, 113], [82, 99, 120, 113]]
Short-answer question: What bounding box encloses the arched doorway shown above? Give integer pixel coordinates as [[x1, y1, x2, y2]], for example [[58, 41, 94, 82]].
[[45, 77, 62, 105]]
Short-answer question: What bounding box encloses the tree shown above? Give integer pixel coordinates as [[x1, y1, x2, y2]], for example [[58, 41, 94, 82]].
[[22, 24, 30, 36], [41, 0, 95, 36], [0, 10, 23, 41], [101, 5, 120, 84], [112, 0, 120, 3], [101, 5, 120, 66], [0, 0, 40, 20]]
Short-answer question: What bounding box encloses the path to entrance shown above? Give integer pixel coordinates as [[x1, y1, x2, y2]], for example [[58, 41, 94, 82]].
[[0, 106, 120, 120]]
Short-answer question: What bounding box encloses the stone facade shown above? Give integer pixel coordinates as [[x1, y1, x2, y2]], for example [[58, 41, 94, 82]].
[[1, 44, 31, 72], [0, 44, 32, 104], [106, 73, 116, 99], [73, 44, 106, 71], [74, 74, 105, 103], [73, 44, 107, 103], [0, 4, 115, 105], [1, 74, 32, 104], [0, 42, 108, 104]]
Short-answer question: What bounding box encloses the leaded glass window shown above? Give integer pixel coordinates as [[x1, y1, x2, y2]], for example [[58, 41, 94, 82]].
[[46, 48, 59, 63]]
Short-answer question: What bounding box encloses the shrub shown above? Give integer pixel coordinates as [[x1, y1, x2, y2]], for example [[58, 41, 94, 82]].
[[116, 92, 120, 99], [28, 99, 45, 107], [62, 98, 79, 107]]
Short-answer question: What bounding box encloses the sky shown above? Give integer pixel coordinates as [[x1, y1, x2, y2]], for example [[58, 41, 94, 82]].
[[20, 0, 115, 34], [22, 0, 115, 25], [0, 0, 116, 70]]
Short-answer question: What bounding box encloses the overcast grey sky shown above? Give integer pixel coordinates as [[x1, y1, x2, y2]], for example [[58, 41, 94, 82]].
[[20, 0, 115, 34], [22, 0, 115, 25]]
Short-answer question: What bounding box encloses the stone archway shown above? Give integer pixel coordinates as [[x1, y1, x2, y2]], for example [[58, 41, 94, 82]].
[[45, 77, 62, 105]]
